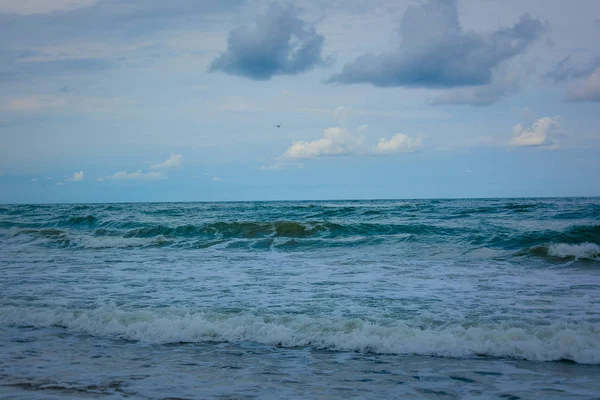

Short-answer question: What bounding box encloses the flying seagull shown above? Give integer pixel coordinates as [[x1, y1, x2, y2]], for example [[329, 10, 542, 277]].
[[275, 124, 281, 128]]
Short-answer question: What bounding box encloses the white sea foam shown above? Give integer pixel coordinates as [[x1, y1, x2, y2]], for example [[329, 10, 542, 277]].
[[547, 242, 600, 260], [1, 306, 598, 364]]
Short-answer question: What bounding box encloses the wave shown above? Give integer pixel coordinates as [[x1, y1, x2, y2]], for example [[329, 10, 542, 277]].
[[2, 220, 460, 239], [3, 220, 599, 256], [7, 227, 66, 238], [120, 221, 465, 239], [525, 242, 600, 261], [77, 235, 172, 249], [65, 215, 97, 226], [548, 243, 600, 259], [480, 224, 600, 251], [0, 305, 598, 364]]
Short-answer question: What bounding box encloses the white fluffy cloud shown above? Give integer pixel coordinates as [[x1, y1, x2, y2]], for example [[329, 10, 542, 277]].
[[510, 117, 560, 149], [566, 68, 600, 102], [270, 125, 421, 168], [71, 171, 84, 181], [283, 127, 364, 159], [101, 154, 183, 182], [374, 133, 422, 154], [150, 154, 183, 169], [106, 170, 164, 181]]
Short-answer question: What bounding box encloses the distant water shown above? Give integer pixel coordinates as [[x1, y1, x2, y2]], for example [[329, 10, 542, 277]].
[[1, 198, 599, 399]]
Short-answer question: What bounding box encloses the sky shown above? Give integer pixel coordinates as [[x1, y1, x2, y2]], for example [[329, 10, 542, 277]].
[[0, 0, 599, 203]]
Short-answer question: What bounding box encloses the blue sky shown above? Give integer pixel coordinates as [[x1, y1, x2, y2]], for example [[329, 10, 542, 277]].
[[1, 0, 599, 203]]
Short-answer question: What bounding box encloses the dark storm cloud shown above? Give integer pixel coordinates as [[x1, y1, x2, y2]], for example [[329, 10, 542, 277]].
[[325, 0, 543, 88], [209, 3, 328, 80]]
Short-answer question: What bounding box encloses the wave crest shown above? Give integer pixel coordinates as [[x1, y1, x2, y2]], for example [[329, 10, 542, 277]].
[[547, 243, 600, 260], [1, 306, 598, 364]]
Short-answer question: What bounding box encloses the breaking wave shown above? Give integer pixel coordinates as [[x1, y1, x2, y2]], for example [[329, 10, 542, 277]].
[[522, 242, 600, 261], [547, 242, 600, 260], [0, 305, 598, 364]]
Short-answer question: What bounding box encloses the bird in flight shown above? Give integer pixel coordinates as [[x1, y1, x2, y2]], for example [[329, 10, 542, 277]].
[[275, 124, 281, 128]]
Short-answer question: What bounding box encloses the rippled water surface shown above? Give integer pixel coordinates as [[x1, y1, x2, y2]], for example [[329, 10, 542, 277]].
[[1, 198, 599, 398]]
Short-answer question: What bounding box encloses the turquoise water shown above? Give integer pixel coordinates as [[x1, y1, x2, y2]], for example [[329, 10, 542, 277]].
[[1, 198, 599, 398]]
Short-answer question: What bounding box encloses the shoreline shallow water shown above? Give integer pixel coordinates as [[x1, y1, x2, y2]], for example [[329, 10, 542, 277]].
[[3, 335, 600, 399]]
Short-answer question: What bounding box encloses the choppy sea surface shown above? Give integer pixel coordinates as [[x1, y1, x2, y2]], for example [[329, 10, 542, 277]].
[[1, 198, 599, 399]]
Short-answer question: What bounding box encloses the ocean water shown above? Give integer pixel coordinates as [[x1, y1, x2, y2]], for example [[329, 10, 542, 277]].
[[1, 198, 599, 399]]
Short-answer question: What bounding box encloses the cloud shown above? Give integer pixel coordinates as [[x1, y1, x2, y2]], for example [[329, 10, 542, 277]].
[[374, 133, 421, 154], [30, 178, 38, 182], [209, 3, 329, 80], [283, 127, 364, 159], [1, 94, 136, 117], [566, 68, 600, 102], [333, 106, 350, 125], [326, 0, 543, 88], [150, 153, 183, 169], [430, 69, 521, 106], [273, 123, 421, 165], [0, 0, 244, 45], [0, 51, 115, 85], [0, 0, 244, 82], [357, 124, 369, 132], [545, 56, 600, 102], [297, 107, 452, 120], [0, 0, 96, 15], [106, 170, 164, 181], [97, 155, 181, 183], [510, 117, 560, 149], [71, 171, 84, 181], [202, 173, 227, 181], [546, 56, 600, 83], [5, 96, 66, 112]]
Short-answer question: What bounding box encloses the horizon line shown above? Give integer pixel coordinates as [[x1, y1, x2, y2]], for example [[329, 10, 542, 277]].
[[1, 195, 599, 206]]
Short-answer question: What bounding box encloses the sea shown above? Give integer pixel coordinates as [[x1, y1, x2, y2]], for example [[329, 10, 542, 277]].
[[0, 198, 599, 399]]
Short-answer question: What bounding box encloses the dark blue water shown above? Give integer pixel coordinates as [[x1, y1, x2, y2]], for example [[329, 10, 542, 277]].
[[1, 198, 599, 398]]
